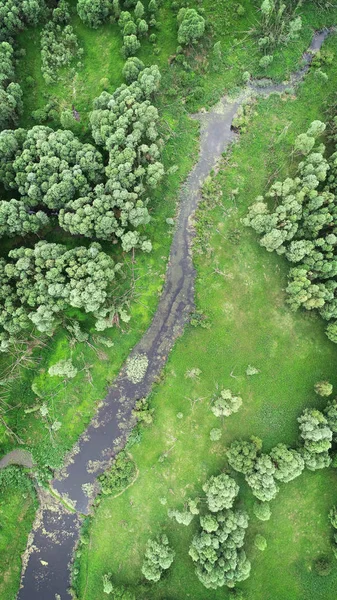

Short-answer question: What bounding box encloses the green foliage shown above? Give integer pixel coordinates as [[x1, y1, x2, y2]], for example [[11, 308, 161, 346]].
[[226, 437, 262, 474], [253, 500, 271, 521], [99, 451, 136, 496], [298, 408, 332, 454], [48, 358, 78, 379], [0, 42, 22, 131], [77, 0, 110, 28], [254, 534, 267, 551], [202, 472, 239, 512], [41, 2, 81, 84], [0, 199, 48, 238], [243, 118, 337, 344], [168, 507, 194, 526], [0, 0, 45, 39], [270, 443, 304, 483], [0, 241, 119, 349], [315, 380, 333, 397], [141, 534, 175, 582], [211, 388, 242, 418], [132, 398, 154, 425], [177, 8, 205, 46], [245, 453, 279, 502], [122, 57, 144, 83], [61, 67, 162, 251], [189, 509, 251, 589], [210, 428, 221, 441], [256, 0, 302, 54], [122, 34, 141, 58], [329, 505, 337, 529], [324, 399, 337, 441]]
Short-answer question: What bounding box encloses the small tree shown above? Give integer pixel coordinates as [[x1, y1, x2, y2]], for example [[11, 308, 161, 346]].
[[122, 34, 141, 57], [245, 454, 279, 502], [177, 8, 205, 46], [253, 501, 271, 521], [226, 437, 262, 474], [48, 359, 78, 379], [315, 380, 333, 397], [141, 535, 175, 582], [134, 1, 144, 19], [168, 508, 194, 526], [298, 408, 332, 454], [254, 534, 267, 551], [122, 56, 144, 83], [211, 389, 242, 418], [203, 473, 239, 512], [270, 443, 304, 483]]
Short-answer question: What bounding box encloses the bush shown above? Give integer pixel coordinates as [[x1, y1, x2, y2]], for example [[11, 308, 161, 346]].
[[122, 56, 144, 83], [314, 555, 332, 576], [48, 359, 78, 379], [126, 353, 149, 383], [99, 451, 136, 495], [254, 534, 267, 551], [253, 501, 271, 521]]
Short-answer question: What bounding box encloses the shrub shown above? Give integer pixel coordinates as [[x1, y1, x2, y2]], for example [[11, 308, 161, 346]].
[[253, 501, 271, 521], [210, 428, 222, 441], [126, 353, 149, 383], [254, 534, 267, 551], [314, 555, 332, 576], [314, 380, 333, 397], [99, 451, 136, 495], [211, 389, 242, 418], [48, 359, 78, 379]]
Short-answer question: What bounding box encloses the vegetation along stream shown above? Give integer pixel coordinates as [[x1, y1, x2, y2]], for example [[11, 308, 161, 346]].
[[3, 27, 332, 600]]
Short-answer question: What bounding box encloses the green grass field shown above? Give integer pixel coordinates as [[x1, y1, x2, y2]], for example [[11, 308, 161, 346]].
[[76, 33, 337, 600]]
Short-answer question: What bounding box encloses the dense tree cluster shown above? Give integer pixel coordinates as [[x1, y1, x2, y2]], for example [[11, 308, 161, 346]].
[[0, 242, 120, 350], [244, 120, 337, 343], [0, 0, 45, 40], [141, 534, 175, 582], [41, 0, 81, 84], [0, 42, 22, 131], [189, 509, 251, 589], [59, 66, 163, 251], [0, 126, 104, 210]]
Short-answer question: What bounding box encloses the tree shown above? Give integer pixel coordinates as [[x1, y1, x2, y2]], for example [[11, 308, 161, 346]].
[[0, 42, 22, 131], [301, 448, 331, 471], [177, 8, 205, 46], [226, 437, 262, 474], [298, 408, 332, 454], [0, 241, 119, 349], [324, 398, 337, 441], [269, 443, 304, 483], [253, 501, 271, 521], [168, 508, 194, 526], [203, 473, 239, 512], [189, 509, 251, 589], [211, 388, 242, 418], [0, 199, 49, 237], [245, 454, 279, 502], [77, 0, 110, 28], [315, 380, 333, 397], [0, 0, 45, 40], [141, 535, 175, 582], [48, 359, 78, 379], [329, 506, 337, 529], [122, 57, 144, 84], [134, 1, 144, 19], [199, 513, 219, 532], [122, 34, 141, 57]]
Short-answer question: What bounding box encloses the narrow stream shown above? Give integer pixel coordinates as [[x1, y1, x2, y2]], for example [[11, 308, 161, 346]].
[[11, 28, 333, 599]]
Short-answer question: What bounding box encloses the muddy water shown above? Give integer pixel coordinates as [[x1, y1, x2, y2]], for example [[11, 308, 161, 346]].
[[14, 29, 333, 600]]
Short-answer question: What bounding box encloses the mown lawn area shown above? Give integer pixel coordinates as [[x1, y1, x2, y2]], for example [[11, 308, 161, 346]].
[[76, 34, 337, 600]]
